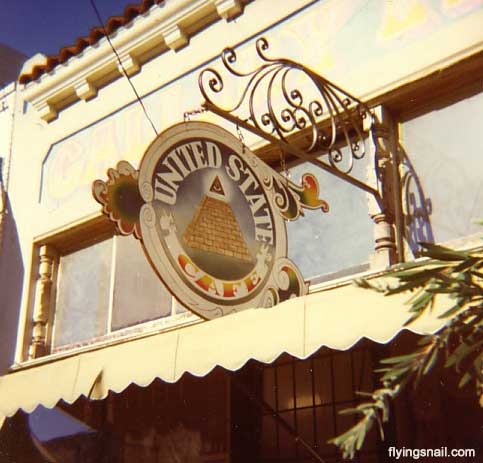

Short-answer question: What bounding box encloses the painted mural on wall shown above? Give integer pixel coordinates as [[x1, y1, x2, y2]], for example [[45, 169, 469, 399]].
[[93, 122, 329, 319], [40, 0, 482, 213]]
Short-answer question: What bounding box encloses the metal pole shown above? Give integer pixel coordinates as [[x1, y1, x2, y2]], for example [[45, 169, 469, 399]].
[[203, 101, 381, 203]]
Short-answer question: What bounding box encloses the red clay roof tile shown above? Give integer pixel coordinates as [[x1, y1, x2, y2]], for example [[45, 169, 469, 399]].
[[19, 0, 163, 85]]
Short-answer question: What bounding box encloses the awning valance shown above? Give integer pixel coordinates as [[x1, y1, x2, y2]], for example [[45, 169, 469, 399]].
[[0, 282, 451, 428]]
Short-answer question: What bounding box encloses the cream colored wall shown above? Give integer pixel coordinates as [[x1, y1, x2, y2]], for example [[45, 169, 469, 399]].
[[6, 0, 483, 366], [0, 83, 16, 189], [9, 0, 318, 367], [0, 82, 23, 374]]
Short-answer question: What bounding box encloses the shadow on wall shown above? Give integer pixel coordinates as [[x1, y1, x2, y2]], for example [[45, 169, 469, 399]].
[[398, 144, 434, 258], [0, 196, 24, 374]]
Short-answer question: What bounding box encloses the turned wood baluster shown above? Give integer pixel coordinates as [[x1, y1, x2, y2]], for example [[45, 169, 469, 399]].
[[29, 245, 56, 359]]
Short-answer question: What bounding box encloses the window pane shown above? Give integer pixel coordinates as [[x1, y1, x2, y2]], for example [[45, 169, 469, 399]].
[[277, 364, 294, 411], [316, 405, 336, 456], [314, 357, 332, 405], [263, 368, 276, 409], [333, 353, 353, 402], [278, 411, 295, 458], [352, 348, 374, 393], [111, 236, 173, 331], [53, 239, 112, 347], [261, 415, 277, 458], [295, 361, 313, 408], [401, 92, 483, 247], [287, 145, 373, 279], [297, 408, 314, 445]]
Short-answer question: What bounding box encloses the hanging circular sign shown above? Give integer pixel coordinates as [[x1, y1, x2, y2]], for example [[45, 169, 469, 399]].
[[137, 122, 304, 319], [93, 121, 329, 320]]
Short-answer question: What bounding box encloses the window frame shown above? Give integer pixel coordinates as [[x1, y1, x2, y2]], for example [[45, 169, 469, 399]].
[[394, 87, 483, 260], [23, 215, 199, 363], [258, 345, 380, 462]]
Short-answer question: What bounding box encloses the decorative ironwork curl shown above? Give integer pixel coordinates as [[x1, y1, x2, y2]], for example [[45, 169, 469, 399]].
[[199, 37, 374, 174]]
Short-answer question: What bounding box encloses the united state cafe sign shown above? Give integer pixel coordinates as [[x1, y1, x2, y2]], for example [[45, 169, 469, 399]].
[[93, 122, 329, 319]]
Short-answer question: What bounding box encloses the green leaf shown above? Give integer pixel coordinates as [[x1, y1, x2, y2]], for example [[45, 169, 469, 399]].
[[374, 367, 392, 373], [356, 426, 367, 451], [426, 287, 458, 294], [391, 260, 434, 271], [417, 336, 435, 346], [389, 265, 448, 281], [438, 300, 467, 319], [337, 408, 360, 415], [470, 270, 483, 279], [385, 280, 429, 295], [380, 367, 411, 382], [403, 312, 424, 326], [409, 291, 433, 313], [445, 339, 483, 369], [422, 346, 440, 375], [455, 354, 482, 389], [452, 258, 479, 273], [332, 236, 483, 461], [458, 371, 473, 388], [353, 278, 373, 289], [380, 354, 418, 364], [419, 242, 469, 261], [405, 287, 426, 305]]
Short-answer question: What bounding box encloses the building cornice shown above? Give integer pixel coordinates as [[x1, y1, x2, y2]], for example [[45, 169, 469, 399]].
[[21, 0, 245, 122]]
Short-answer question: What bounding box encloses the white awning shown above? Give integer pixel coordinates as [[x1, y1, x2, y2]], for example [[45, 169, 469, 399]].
[[0, 282, 451, 428]]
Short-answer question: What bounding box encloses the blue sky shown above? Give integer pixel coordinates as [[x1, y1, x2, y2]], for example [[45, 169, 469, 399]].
[[0, 0, 132, 58]]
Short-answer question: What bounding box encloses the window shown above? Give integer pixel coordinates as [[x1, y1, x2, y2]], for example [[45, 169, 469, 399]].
[[29, 221, 196, 359], [399, 91, 483, 254], [228, 345, 380, 462], [53, 238, 113, 347], [26, 370, 230, 463], [260, 346, 379, 462], [287, 143, 374, 282], [51, 234, 192, 352]]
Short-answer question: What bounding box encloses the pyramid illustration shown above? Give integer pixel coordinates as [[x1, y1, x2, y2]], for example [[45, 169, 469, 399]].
[[183, 176, 254, 263]]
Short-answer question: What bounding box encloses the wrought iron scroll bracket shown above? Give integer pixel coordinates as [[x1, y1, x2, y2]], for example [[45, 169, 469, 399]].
[[198, 37, 382, 206]]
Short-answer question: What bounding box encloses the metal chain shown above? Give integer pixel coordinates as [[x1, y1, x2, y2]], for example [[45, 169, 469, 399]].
[[279, 149, 290, 186], [236, 123, 246, 154], [183, 107, 207, 122]]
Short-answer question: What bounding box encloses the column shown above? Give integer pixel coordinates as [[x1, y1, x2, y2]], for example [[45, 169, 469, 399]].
[[28, 244, 57, 359], [367, 106, 401, 268]]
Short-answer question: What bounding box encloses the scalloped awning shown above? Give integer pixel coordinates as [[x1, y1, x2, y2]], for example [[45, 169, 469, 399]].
[[0, 282, 450, 428]]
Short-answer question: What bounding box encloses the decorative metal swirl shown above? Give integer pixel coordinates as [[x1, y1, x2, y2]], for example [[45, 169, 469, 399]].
[[199, 37, 374, 174]]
